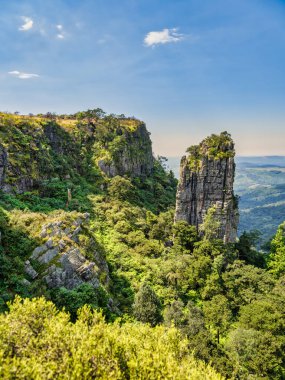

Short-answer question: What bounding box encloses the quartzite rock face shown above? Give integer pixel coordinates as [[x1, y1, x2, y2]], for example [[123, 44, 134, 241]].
[[98, 123, 154, 178], [0, 144, 7, 189], [175, 132, 239, 243], [26, 212, 110, 290]]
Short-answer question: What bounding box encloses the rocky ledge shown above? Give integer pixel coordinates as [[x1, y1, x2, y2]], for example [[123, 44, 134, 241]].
[[23, 212, 110, 289]]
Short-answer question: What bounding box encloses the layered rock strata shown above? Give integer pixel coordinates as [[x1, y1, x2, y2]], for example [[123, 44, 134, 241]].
[[175, 132, 239, 243], [24, 212, 110, 289]]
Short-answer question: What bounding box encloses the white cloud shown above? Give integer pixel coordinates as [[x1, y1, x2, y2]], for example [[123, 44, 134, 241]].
[[144, 28, 184, 47], [19, 16, 34, 31], [56, 24, 65, 39], [8, 70, 39, 79]]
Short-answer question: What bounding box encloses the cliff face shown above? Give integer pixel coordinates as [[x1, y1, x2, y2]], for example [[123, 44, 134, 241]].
[[0, 116, 84, 193], [97, 123, 153, 178], [0, 144, 7, 188], [175, 132, 239, 243], [0, 114, 153, 194]]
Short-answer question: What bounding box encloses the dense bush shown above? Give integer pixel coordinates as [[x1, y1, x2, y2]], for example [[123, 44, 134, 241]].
[[0, 297, 223, 380]]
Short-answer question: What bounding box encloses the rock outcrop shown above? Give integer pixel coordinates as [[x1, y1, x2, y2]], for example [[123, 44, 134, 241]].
[[97, 123, 154, 178], [0, 144, 7, 189], [175, 132, 239, 243], [24, 212, 110, 290]]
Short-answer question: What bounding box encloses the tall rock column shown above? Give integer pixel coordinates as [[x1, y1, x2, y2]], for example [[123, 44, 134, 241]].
[[175, 132, 239, 243]]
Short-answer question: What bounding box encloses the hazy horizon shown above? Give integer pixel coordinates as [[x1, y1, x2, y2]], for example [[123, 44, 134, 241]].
[[166, 154, 285, 158]]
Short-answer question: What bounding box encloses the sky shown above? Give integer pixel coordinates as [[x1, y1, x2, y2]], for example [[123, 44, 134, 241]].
[[0, 0, 285, 156]]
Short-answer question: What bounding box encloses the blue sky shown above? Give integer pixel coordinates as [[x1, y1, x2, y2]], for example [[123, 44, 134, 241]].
[[1, 0, 285, 156]]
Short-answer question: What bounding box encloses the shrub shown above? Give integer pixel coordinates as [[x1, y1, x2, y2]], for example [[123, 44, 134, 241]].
[[0, 297, 223, 380]]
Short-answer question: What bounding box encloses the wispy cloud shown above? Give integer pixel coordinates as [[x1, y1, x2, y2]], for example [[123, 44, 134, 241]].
[[56, 24, 65, 39], [8, 70, 39, 79], [18, 18, 67, 40], [144, 28, 184, 47], [19, 16, 34, 31]]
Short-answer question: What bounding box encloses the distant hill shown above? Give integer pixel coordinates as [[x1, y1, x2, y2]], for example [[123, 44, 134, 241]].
[[167, 156, 285, 244]]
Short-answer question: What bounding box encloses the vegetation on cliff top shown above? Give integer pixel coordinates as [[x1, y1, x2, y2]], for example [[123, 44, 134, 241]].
[[186, 131, 235, 170]]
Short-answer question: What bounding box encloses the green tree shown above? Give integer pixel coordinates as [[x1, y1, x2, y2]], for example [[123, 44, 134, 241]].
[[203, 295, 232, 343], [268, 221, 285, 277], [173, 221, 199, 251], [108, 176, 137, 202], [149, 210, 174, 242], [236, 230, 265, 267], [200, 205, 221, 241], [50, 284, 109, 321], [133, 283, 162, 326], [238, 297, 284, 336], [225, 328, 283, 379], [164, 299, 185, 328], [222, 261, 274, 311], [164, 300, 212, 362]]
